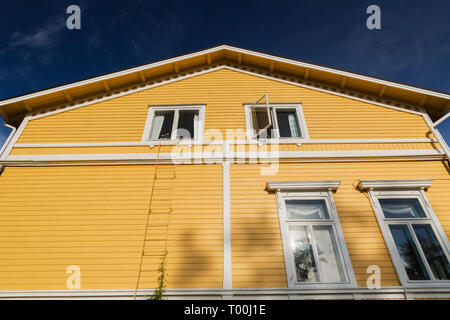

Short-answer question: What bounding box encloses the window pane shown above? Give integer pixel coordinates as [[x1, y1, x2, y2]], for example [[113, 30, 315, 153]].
[[252, 107, 272, 138], [177, 110, 199, 139], [413, 224, 450, 280], [275, 109, 301, 138], [289, 225, 318, 282], [150, 110, 174, 140], [389, 224, 430, 280], [313, 226, 345, 282], [379, 198, 426, 219], [285, 199, 330, 220]]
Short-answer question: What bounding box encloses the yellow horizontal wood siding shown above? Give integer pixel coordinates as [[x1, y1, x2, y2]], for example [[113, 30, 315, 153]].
[[0, 164, 222, 290], [17, 69, 432, 144], [230, 160, 450, 288]]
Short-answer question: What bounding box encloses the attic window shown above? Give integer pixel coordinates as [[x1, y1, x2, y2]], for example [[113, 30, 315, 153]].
[[143, 105, 205, 142], [246, 103, 309, 141]]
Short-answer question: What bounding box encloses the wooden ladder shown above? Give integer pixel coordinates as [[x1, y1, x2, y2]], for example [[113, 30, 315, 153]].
[[134, 145, 176, 299]]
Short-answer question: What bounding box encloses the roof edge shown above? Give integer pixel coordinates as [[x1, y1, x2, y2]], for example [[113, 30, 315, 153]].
[[1, 45, 449, 107]]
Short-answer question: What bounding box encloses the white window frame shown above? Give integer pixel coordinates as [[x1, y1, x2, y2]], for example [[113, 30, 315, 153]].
[[358, 179, 450, 288], [267, 181, 357, 289], [142, 105, 205, 144], [244, 103, 309, 143]]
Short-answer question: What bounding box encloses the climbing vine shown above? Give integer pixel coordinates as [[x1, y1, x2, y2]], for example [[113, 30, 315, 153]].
[[149, 249, 168, 300]]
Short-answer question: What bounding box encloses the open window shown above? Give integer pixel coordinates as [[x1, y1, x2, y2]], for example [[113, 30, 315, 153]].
[[246, 98, 308, 141], [267, 181, 357, 288], [358, 180, 450, 287], [143, 105, 205, 142]]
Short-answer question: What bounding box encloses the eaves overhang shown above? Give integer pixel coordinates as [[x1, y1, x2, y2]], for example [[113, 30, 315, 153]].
[[1, 45, 449, 126]]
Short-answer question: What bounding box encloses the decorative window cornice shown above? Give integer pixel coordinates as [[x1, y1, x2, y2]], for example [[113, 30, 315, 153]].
[[357, 179, 433, 190], [266, 180, 341, 191]]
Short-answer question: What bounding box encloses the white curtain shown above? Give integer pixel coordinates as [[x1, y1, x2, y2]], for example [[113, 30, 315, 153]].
[[193, 113, 199, 139], [382, 204, 415, 216], [150, 114, 165, 140], [288, 113, 300, 138], [286, 201, 327, 219], [313, 226, 344, 282], [380, 200, 424, 218]]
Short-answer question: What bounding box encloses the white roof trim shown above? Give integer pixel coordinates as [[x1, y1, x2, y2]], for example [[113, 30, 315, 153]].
[[22, 65, 427, 123], [1, 45, 449, 108], [266, 180, 341, 191], [357, 179, 433, 190], [231, 46, 450, 99], [0, 46, 228, 106]]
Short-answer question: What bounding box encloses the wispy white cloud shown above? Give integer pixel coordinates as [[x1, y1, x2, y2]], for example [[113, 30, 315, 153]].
[[86, 29, 103, 50], [1, 16, 65, 55]]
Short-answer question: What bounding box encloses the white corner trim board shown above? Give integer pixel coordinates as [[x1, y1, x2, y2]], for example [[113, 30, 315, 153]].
[[222, 162, 232, 290]]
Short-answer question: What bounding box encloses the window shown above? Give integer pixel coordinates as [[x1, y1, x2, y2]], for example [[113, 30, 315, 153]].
[[358, 180, 450, 287], [267, 181, 356, 288], [143, 105, 204, 142], [245, 104, 308, 141]]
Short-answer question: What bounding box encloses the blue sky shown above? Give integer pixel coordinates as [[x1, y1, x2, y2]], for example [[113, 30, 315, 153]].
[[0, 0, 449, 146]]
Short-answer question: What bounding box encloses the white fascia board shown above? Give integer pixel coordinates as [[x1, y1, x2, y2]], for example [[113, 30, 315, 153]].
[[357, 179, 433, 190], [266, 180, 341, 191]]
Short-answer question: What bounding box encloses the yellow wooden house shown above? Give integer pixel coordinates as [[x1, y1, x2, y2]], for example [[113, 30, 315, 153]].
[[0, 45, 449, 299]]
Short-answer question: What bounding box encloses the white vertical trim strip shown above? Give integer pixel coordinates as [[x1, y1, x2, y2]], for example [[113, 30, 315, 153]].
[[0, 116, 29, 161], [222, 161, 232, 289], [0, 124, 16, 160]]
